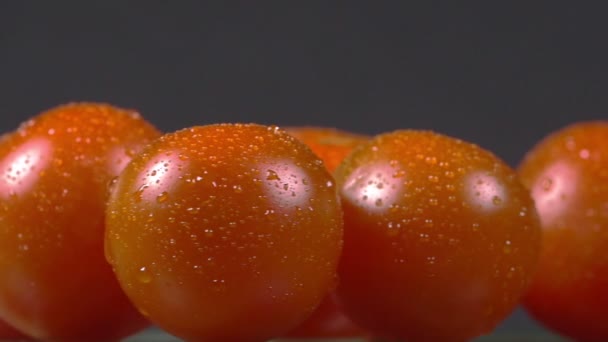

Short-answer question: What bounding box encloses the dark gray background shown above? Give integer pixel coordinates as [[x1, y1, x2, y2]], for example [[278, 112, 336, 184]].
[[1, 2, 605, 339]]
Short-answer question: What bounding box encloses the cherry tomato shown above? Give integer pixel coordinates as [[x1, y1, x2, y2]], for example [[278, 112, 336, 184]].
[[518, 121, 608, 342], [105, 124, 343, 342], [285, 126, 368, 173], [0, 103, 161, 340], [334, 130, 541, 341], [284, 126, 367, 339]]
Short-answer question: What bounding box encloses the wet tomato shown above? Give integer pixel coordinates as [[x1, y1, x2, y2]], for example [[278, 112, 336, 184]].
[[105, 124, 343, 342], [334, 130, 541, 342], [0, 103, 160, 340], [284, 126, 367, 339], [285, 126, 368, 173], [518, 121, 608, 342]]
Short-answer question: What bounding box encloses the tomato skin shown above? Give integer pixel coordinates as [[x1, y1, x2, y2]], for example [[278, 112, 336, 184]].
[[284, 126, 367, 339], [105, 124, 343, 342], [334, 130, 541, 342], [518, 121, 608, 342], [0, 103, 160, 340]]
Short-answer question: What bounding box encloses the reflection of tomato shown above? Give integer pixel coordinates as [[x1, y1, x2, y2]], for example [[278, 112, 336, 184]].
[[519, 121, 608, 342], [284, 126, 367, 338], [334, 130, 541, 341], [105, 124, 344, 342], [0, 103, 160, 340], [285, 127, 368, 173]]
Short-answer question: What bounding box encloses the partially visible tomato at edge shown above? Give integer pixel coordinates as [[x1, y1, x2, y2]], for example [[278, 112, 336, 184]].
[[0, 103, 160, 340], [285, 126, 369, 173], [519, 121, 608, 342]]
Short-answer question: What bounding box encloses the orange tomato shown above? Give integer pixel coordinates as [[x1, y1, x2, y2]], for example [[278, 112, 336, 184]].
[[0, 103, 160, 340], [285, 126, 368, 173], [105, 124, 343, 342], [519, 121, 608, 342], [335, 130, 541, 341]]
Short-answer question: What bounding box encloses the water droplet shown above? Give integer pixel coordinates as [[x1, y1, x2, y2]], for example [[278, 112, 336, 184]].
[[187, 207, 200, 215], [266, 170, 280, 181], [503, 240, 512, 254], [492, 196, 502, 205], [233, 185, 243, 193], [137, 266, 152, 284], [429, 198, 438, 206], [156, 191, 169, 203], [506, 267, 516, 279], [541, 178, 553, 191], [425, 156, 437, 165], [392, 170, 406, 178], [579, 149, 590, 159]]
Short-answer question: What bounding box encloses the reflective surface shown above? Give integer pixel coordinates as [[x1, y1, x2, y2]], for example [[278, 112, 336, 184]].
[[284, 127, 368, 338], [519, 121, 608, 342], [334, 130, 541, 342], [106, 124, 343, 342], [0, 103, 160, 340]]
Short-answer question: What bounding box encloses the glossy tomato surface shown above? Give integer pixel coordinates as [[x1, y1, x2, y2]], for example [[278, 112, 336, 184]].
[[284, 126, 367, 339], [0, 103, 160, 340], [105, 124, 343, 342], [285, 126, 368, 173], [334, 130, 541, 342], [519, 121, 608, 342]]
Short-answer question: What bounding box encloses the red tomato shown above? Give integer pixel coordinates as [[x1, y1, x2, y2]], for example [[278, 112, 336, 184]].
[[0, 103, 160, 340], [334, 130, 541, 341], [105, 124, 343, 342], [285, 126, 368, 173], [284, 126, 367, 338], [519, 121, 608, 342]]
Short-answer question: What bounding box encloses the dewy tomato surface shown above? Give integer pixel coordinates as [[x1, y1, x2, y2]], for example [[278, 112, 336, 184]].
[[284, 126, 367, 338], [105, 124, 343, 342], [334, 130, 541, 342], [0, 103, 160, 340], [519, 121, 608, 342]]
